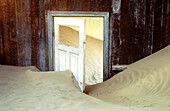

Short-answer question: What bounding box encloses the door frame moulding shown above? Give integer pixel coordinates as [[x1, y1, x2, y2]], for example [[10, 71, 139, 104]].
[[47, 11, 110, 81]]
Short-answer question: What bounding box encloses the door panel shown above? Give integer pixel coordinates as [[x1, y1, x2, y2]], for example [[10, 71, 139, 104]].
[[54, 18, 86, 92], [58, 50, 66, 71]]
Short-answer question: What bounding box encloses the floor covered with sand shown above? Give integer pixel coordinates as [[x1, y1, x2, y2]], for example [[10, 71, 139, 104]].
[[0, 45, 170, 111]]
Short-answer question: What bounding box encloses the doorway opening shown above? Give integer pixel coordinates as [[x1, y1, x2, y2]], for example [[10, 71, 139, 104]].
[[47, 11, 110, 91], [55, 17, 104, 85]]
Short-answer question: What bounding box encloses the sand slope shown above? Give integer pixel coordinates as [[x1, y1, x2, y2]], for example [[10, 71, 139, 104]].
[[0, 65, 134, 111], [0, 45, 170, 111], [86, 45, 170, 110]]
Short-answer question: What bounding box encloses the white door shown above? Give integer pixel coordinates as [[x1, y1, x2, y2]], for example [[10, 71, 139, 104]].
[[54, 18, 86, 92]]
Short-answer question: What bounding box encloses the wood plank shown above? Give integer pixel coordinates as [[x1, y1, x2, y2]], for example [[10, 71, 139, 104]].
[[144, 0, 155, 56], [162, 0, 169, 47], [8, 0, 17, 66], [120, 0, 129, 64], [50, 0, 58, 10], [38, 0, 46, 70], [58, 0, 67, 11], [0, 1, 4, 64], [166, 0, 170, 44], [15, 0, 25, 66], [23, 0, 32, 66], [74, 0, 82, 11], [104, 0, 112, 11], [137, 0, 146, 59], [89, 0, 97, 11], [111, 0, 121, 66], [45, 0, 51, 70], [96, 0, 105, 11], [1, 0, 10, 65], [81, 0, 89, 11], [153, 0, 163, 52], [66, 0, 74, 11], [31, 0, 39, 67], [128, 0, 139, 63]]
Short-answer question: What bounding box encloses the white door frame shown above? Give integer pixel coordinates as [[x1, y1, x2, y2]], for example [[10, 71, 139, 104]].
[[47, 11, 110, 81]]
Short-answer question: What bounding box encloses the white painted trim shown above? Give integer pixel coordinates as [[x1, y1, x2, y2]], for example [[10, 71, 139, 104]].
[[47, 11, 110, 81]]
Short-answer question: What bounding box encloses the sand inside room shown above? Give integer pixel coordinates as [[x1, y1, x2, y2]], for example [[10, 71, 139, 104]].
[[0, 45, 170, 111]]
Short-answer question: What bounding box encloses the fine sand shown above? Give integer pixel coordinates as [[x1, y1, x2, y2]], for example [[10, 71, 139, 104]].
[[86, 45, 170, 111], [0, 45, 170, 111]]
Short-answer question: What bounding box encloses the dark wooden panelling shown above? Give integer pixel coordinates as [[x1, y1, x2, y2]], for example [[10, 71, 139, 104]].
[[119, 0, 129, 64], [89, 0, 97, 11], [51, 0, 58, 10], [45, 0, 51, 71], [0, 0, 169, 77], [81, 0, 90, 11], [15, 0, 25, 66], [8, 0, 17, 66], [66, 0, 74, 11], [153, 0, 163, 52], [74, 0, 82, 11], [162, 0, 170, 47], [143, 0, 155, 57], [1, 0, 11, 65], [23, 0, 32, 66], [31, 0, 39, 67], [0, 1, 4, 64], [111, 0, 121, 66], [166, 0, 170, 44]]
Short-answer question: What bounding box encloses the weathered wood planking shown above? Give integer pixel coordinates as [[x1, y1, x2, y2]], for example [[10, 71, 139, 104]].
[[162, 0, 170, 47], [31, 0, 39, 67], [1, 0, 11, 65], [111, 0, 121, 67], [15, 0, 25, 66], [23, 0, 32, 66], [153, 0, 163, 52], [8, 0, 17, 66], [0, 0, 169, 78], [38, 0, 46, 70], [0, 1, 4, 64], [143, 0, 155, 57], [119, 0, 129, 64], [166, 0, 170, 45]]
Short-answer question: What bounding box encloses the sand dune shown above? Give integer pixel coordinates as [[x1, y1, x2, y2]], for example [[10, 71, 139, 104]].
[[0, 45, 170, 111], [86, 45, 170, 110]]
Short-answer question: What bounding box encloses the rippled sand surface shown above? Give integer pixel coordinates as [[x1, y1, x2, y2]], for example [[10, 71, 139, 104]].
[[87, 45, 170, 111], [0, 45, 170, 111]]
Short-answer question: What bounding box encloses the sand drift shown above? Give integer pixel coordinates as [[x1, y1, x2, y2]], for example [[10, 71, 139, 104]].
[[0, 45, 170, 111]]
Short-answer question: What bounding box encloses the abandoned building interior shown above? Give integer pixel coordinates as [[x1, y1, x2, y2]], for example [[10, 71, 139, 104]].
[[0, 0, 170, 111]]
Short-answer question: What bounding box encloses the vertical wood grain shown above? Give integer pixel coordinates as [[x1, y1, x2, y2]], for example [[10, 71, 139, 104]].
[[74, 0, 82, 11], [0, 1, 4, 64], [38, 0, 46, 70], [143, 0, 155, 57], [67, 0, 74, 11], [31, 0, 39, 67], [1, 0, 10, 65], [162, 0, 169, 47], [23, 0, 31, 66], [8, 0, 17, 66], [153, 0, 163, 52], [119, 0, 129, 64], [15, 0, 25, 66], [111, 0, 121, 66]]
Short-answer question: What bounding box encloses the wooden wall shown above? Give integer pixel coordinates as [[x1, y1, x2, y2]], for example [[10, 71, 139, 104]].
[[111, 0, 170, 66], [0, 0, 169, 76]]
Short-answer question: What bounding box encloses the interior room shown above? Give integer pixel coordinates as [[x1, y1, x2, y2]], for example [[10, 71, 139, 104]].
[[54, 17, 104, 85], [0, 0, 169, 111]]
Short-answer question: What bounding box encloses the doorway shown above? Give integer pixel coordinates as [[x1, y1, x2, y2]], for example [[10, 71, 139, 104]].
[[47, 11, 110, 91], [55, 17, 104, 85]]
